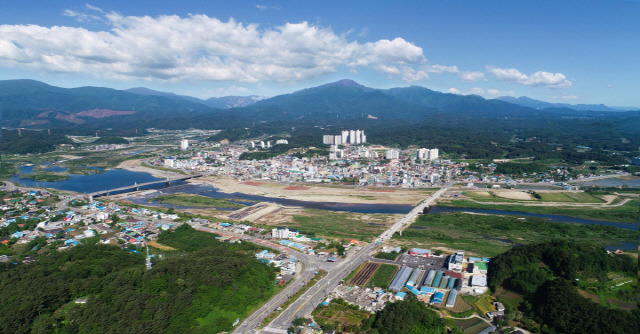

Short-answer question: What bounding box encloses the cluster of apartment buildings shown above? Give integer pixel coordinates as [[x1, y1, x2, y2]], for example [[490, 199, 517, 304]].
[[322, 130, 367, 145]]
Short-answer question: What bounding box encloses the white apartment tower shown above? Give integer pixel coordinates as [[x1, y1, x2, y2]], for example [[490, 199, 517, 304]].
[[349, 130, 356, 144], [385, 149, 400, 160], [341, 130, 349, 144], [417, 148, 439, 160], [429, 149, 439, 160], [355, 130, 362, 144], [180, 139, 189, 151]]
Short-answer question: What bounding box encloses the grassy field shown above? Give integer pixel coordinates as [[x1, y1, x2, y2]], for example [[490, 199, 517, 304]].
[[152, 193, 245, 209], [312, 299, 371, 331], [287, 209, 397, 241], [537, 192, 605, 203], [366, 264, 399, 289], [395, 212, 637, 257], [439, 197, 639, 223], [473, 295, 496, 315]]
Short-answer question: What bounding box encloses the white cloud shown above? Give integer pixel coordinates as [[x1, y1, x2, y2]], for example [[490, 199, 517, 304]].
[[551, 95, 579, 100], [400, 66, 429, 82], [377, 64, 401, 75], [63, 9, 104, 23], [468, 87, 485, 95], [85, 4, 104, 13], [487, 89, 514, 96], [425, 64, 459, 74], [447, 87, 513, 97], [458, 71, 486, 82], [0, 12, 426, 83], [486, 66, 572, 88]]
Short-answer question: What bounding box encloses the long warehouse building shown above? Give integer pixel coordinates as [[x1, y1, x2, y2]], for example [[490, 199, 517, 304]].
[[390, 266, 414, 292], [446, 289, 458, 308]]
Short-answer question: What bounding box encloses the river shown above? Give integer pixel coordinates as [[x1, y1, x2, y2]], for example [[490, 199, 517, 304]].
[[11, 169, 638, 249]]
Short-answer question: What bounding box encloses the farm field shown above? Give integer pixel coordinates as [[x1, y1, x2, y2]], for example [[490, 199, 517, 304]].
[[348, 262, 380, 286], [395, 212, 637, 257], [366, 264, 399, 289]]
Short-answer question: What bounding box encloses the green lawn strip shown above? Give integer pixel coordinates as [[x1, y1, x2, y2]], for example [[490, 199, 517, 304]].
[[152, 193, 245, 208], [366, 264, 399, 289], [438, 198, 639, 223], [394, 212, 637, 258], [260, 270, 328, 327]]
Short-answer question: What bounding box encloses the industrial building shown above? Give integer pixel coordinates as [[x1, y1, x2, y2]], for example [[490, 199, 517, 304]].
[[409, 248, 431, 257], [390, 266, 414, 292], [446, 289, 458, 308], [431, 291, 444, 305], [447, 251, 464, 271], [422, 269, 436, 287]]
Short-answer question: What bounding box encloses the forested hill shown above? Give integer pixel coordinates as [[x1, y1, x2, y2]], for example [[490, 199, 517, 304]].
[[0, 226, 278, 334], [488, 241, 639, 334]]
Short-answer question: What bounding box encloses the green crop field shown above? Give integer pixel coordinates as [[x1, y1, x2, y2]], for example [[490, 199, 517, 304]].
[[287, 209, 397, 241], [395, 212, 637, 257], [366, 264, 399, 289]]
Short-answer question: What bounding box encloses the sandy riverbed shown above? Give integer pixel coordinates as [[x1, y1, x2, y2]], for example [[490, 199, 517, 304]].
[[191, 176, 431, 205]]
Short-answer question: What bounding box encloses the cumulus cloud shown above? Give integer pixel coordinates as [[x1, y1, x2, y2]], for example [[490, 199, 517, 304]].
[[0, 12, 426, 83], [425, 64, 459, 74], [447, 88, 460, 94], [458, 71, 486, 82], [486, 66, 572, 88]]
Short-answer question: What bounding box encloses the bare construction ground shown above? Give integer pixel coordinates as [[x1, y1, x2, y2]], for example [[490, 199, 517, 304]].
[[195, 176, 431, 205]]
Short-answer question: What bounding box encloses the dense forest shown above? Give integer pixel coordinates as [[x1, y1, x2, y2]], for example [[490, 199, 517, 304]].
[[0, 225, 278, 334], [488, 241, 639, 333], [361, 296, 446, 334], [0, 129, 72, 154]]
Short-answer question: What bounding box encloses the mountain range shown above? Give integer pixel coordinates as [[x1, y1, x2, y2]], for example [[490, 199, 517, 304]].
[[494, 96, 630, 112], [0, 79, 638, 133]]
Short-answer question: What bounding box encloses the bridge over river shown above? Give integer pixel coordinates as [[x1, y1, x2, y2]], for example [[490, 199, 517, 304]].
[[85, 174, 203, 201]]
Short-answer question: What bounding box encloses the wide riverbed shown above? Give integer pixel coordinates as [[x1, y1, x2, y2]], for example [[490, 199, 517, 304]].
[[13, 169, 639, 234]]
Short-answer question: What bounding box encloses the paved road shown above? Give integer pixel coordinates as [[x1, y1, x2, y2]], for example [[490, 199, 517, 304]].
[[188, 224, 323, 334], [262, 183, 452, 332]]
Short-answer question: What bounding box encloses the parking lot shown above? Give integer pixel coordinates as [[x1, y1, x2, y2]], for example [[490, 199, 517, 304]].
[[396, 253, 446, 270]]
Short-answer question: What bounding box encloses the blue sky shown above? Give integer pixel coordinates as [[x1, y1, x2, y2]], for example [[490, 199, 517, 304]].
[[1, 1, 639, 107]]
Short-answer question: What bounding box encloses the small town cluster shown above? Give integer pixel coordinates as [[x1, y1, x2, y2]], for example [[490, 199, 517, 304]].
[[155, 137, 617, 189]]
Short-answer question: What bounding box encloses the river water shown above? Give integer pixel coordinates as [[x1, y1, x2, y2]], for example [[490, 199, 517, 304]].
[[11, 169, 638, 249]]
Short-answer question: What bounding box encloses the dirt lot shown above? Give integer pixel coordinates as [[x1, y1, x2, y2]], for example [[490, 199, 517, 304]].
[[200, 176, 429, 205], [493, 190, 535, 200]]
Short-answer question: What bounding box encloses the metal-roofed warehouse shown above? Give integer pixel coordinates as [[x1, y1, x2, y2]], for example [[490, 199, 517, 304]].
[[423, 269, 436, 287], [446, 289, 458, 308], [390, 266, 414, 292]]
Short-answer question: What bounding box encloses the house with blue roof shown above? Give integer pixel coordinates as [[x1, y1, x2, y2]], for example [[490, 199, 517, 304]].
[[11, 231, 24, 239]]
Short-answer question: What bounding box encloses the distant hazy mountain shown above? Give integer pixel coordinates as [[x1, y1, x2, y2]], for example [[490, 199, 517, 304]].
[[495, 96, 631, 112], [204, 96, 266, 109], [126, 87, 264, 109]]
